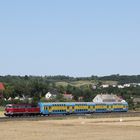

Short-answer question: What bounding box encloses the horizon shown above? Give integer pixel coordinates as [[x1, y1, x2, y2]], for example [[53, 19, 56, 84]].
[[0, 74, 140, 78]]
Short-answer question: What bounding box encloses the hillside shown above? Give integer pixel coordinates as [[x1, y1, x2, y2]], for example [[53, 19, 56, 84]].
[[0, 75, 140, 109]]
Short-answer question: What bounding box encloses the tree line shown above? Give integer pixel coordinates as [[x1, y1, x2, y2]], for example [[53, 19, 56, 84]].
[[0, 75, 140, 109]]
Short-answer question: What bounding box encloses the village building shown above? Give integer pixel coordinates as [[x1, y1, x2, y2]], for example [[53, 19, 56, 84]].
[[93, 94, 124, 103], [63, 93, 73, 100], [0, 82, 5, 98], [133, 98, 140, 105], [0, 82, 5, 91]]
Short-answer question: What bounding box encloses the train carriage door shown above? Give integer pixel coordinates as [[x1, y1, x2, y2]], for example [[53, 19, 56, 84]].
[[69, 105, 75, 113], [72, 106, 75, 112], [67, 106, 70, 113], [69, 106, 72, 113], [88, 105, 91, 112], [108, 104, 112, 111], [48, 106, 52, 113]]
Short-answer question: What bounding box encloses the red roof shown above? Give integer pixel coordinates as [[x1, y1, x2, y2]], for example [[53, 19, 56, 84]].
[[0, 83, 5, 90]]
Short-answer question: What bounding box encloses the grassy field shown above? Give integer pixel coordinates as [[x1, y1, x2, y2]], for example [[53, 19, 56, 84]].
[[0, 117, 140, 140], [0, 106, 4, 111], [0, 107, 4, 117], [0, 111, 4, 117], [55, 80, 117, 87]]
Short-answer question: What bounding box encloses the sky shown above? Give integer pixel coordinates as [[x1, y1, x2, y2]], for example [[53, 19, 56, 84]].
[[0, 0, 140, 77]]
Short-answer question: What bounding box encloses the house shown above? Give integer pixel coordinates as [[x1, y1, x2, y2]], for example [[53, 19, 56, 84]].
[[112, 85, 117, 87], [93, 94, 124, 103], [0, 82, 5, 98], [92, 85, 97, 89], [133, 98, 140, 105], [0, 83, 5, 91], [78, 96, 83, 101], [45, 88, 59, 100], [63, 93, 73, 100], [45, 92, 57, 100], [101, 84, 109, 88], [123, 84, 131, 88], [138, 83, 140, 86], [45, 92, 52, 99], [118, 85, 124, 89]]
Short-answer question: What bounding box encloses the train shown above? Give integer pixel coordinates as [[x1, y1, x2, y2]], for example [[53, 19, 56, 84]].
[[4, 101, 128, 117]]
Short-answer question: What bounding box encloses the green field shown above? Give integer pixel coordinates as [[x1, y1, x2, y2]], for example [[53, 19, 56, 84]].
[[0, 107, 4, 111], [55, 80, 117, 87]]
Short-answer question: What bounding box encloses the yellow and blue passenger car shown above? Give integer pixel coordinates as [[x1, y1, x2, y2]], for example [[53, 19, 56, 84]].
[[39, 102, 128, 115]]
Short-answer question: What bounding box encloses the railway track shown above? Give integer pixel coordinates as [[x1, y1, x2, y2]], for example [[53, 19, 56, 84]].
[[0, 111, 140, 122]]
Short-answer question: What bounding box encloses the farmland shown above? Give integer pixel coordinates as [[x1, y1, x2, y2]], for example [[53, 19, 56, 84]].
[[0, 117, 140, 140]]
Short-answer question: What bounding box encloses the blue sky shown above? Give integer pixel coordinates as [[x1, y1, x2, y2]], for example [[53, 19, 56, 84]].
[[0, 0, 140, 77]]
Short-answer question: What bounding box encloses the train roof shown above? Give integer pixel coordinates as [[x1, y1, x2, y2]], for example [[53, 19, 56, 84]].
[[39, 102, 128, 105], [5, 104, 37, 107]]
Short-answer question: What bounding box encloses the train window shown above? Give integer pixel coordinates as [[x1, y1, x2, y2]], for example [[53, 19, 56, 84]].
[[88, 106, 90, 109], [17, 106, 22, 108], [27, 106, 31, 108], [20, 106, 24, 108], [67, 106, 69, 109], [6, 105, 12, 109], [72, 106, 74, 109]]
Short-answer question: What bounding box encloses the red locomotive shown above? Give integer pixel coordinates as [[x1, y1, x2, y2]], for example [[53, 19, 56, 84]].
[[4, 104, 40, 117]]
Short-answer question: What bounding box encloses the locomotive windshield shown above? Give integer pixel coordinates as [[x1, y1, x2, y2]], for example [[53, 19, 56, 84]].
[[5, 105, 12, 109]]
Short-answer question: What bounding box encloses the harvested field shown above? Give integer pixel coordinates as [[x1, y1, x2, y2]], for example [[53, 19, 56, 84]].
[[0, 111, 4, 117], [0, 117, 140, 140]]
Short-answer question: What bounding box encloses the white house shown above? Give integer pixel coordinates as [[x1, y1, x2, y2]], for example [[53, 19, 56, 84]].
[[101, 84, 109, 88], [112, 85, 117, 87], [45, 92, 57, 99], [93, 94, 124, 103], [123, 84, 131, 87], [45, 92, 52, 99], [118, 85, 124, 89]]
